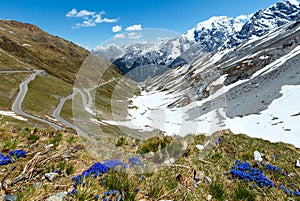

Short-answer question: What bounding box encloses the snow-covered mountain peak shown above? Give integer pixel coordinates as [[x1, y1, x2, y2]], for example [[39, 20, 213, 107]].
[[183, 16, 243, 41], [287, 0, 299, 6], [196, 16, 243, 31]]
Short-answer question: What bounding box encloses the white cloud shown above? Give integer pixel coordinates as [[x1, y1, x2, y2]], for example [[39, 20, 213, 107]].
[[77, 10, 95, 17], [128, 32, 143, 39], [112, 25, 122, 32], [236, 14, 253, 22], [114, 33, 126, 39], [66, 8, 119, 28], [66, 9, 77, 17], [125, 24, 142, 31]]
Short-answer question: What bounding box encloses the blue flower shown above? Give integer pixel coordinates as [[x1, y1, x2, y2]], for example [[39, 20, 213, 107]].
[[230, 160, 274, 188], [0, 154, 12, 165], [9, 150, 26, 158], [104, 159, 127, 169], [104, 190, 111, 197], [71, 188, 77, 195], [113, 189, 118, 196]]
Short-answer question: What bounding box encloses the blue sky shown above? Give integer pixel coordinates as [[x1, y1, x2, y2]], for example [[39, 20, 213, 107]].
[[0, 0, 284, 49]]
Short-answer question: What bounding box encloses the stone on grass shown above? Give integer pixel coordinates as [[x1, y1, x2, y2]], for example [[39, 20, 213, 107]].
[[254, 151, 263, 162], [47, 192, 67, 201], [205, 176, 212, 184], [4, 195, 18, 201], [164, 158, 175, 165], [196, 144, 205, 150], [294, 160, 300, 168], [45, 173, 59, 182]]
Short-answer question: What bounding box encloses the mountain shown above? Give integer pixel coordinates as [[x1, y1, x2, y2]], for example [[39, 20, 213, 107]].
[[227, 0, 300, 46], [0, 20, 90, 83], [115, 18, 300, 147], [94, 0, 300, 82], [93, 16, 242, 81], [0, 20, 135, 136]]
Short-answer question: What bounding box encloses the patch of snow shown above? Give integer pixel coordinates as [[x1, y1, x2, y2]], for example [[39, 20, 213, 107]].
[[22, 44, 31, 47], [288, 0, 299, 6], [227, 85, 300, 147], [45, 115, 58, 122], [259, 55, 269, 60], [84, 107, 96, 116], [0, 110, 27, 121], [252, 45, 300, 78]]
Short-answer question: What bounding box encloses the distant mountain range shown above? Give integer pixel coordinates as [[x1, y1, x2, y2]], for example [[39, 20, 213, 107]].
[[93, 0, 300, 81]]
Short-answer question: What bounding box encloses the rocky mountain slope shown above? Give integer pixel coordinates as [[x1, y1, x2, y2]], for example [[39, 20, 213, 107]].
[[105, 16, 300, 147], [94, 0, 300, 82]]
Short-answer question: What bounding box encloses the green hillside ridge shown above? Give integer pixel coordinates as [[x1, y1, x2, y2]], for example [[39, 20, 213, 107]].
[[0, 20, 89, 83]]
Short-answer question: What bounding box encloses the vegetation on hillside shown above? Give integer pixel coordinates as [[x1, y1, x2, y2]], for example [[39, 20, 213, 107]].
[[1, 119, 300, 200]]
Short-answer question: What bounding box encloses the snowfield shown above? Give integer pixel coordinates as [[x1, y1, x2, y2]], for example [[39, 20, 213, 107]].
[[117, 84, 300, 147]]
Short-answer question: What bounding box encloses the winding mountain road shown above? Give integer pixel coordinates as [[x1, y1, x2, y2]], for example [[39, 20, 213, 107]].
[[11, 70, 63, 130], [8, 69, 117, 132]]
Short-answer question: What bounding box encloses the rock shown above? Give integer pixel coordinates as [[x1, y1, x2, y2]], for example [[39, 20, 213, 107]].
[[294, 160, 300, 168], [205, 176, 212, 184], [164, 158, 175, 165], [61, 153, 70, 159], [33, 182, 40, 189], [5, 179, 13, 186], [45, 144, 54, 149], [254, 151, 263, 162], [145, 152, 155, 159], [196, 144, 205, 150], [116, 195, 122, 201], [194, 171, 205, 181], [4, 195, 18, 201], [45, 173, 59, 182], [47, 192, 67, 201], [191, 180, 198, 188], [14, 173, 25, 184], [206, 194, 212, 201]]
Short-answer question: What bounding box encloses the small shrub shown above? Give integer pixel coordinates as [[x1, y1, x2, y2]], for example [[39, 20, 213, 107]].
[[66, 162, 75, 175], [233, 186, 255, 201], [49, 132, 62, 147], [210, 182, 225, 201], [104, 170, 138, 201], [116, 136, 129, 147], [27, 133, 40, 143], [138, 135, 172, 154], [3, 138, 17, 150], [67, 135, 76, 143]]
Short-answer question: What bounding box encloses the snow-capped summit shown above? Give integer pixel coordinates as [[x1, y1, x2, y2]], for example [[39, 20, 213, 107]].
[[229, 0, 300, 45], [287, 0, 299, 6], [182, 16, 243, 52], [183, 16, 243, 42]]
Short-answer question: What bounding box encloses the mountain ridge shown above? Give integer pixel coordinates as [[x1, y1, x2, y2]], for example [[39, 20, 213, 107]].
[[93, 0, 300, 82]]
